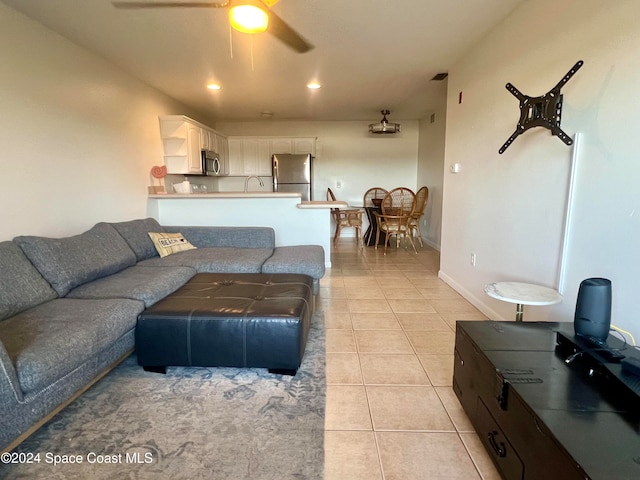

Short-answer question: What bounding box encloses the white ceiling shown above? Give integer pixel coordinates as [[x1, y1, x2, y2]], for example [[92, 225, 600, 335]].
[[2, 0, 524, 122]]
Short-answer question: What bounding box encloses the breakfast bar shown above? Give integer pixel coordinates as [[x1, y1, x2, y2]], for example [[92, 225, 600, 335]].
[[147, 192, 346, 268]]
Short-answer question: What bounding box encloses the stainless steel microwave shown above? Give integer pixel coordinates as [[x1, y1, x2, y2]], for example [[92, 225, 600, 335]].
[[202, 150, 223, 176]]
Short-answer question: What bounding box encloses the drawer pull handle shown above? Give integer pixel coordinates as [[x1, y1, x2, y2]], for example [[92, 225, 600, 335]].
[[488, 431, 507, 458]]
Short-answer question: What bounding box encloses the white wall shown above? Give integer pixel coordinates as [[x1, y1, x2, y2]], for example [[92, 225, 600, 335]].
[[441, 0, 640, 340], [417, 101, 447, 250], [216, 120, 420, 235], [0, 4, 444, 250], [0, 4, 207, 241]]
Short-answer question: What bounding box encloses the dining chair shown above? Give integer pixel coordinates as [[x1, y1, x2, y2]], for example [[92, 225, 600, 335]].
[[362, 187, 388, 245], [327, 187, 364, 247], [374, 187, 417, 254], [409, 186, 429, 247], [363, 187, 388, 208]]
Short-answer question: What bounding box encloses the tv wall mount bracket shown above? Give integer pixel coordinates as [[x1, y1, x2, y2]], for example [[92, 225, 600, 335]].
[[499, 60, 583, 154]]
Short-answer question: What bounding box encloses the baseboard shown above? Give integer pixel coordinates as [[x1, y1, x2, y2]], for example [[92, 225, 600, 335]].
[[422, 237, 440, 251], [437, 270, 505, 320]]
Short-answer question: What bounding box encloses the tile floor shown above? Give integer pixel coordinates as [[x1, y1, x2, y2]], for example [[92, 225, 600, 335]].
[[321, 238, 501, 480]]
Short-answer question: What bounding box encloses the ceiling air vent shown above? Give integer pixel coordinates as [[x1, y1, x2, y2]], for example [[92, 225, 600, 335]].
[[431, 73, 448, 81]]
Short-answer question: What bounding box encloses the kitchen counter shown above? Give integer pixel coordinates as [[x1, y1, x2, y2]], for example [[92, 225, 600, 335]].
[[147, 194, 342, 267], [149, 194, 346, 209], [298, 200, 347, 209], [149, 192, 301, 199]]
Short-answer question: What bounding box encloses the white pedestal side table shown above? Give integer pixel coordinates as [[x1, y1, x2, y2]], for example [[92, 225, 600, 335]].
[[485, 282, 562, 322]]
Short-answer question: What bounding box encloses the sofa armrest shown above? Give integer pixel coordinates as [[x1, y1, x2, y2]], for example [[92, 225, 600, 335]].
[[163, 226, 275, 249], [0, 338, 23, 405]]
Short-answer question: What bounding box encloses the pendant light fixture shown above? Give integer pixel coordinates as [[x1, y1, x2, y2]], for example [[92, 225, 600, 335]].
[[369, 110, 401, 134], [229, 0, 269, 34]]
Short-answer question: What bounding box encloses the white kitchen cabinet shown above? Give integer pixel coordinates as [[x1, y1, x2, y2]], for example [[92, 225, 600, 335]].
[[200, 128, 211, 151], [270, 137, 316, 156], [227, 138, 243, 175], [201, 128, 223, 154], [270, 138, 294, 155], [255, 139, 272, 175], [159, 116, 228, 176], [292, 138, 316, 155], [227, 138, 272, 176], [216, 133, 229, 175], [227, 136, 316, 176], [159, 117, 202, 174]]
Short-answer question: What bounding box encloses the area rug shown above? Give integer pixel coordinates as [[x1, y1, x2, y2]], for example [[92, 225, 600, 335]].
[[1, 313, 325, 480]]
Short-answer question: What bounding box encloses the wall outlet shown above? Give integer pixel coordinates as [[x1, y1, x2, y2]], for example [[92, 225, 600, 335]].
[[470, 252, 477, 267], [336, 181, 342, 188]]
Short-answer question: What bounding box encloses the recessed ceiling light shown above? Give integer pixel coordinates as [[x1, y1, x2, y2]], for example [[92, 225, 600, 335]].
[[307, 82, 321, 89], [207, 83, 222, 90]]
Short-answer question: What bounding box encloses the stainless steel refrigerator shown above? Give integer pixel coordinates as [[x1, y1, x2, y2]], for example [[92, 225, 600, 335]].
[[272, 153, 313, 201]]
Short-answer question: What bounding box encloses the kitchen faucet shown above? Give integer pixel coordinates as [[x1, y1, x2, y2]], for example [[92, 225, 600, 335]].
[[244, 175, 265, 192]]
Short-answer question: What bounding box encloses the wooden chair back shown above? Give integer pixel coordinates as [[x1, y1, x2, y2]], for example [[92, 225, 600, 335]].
[[413, 186, 429, 218], [382, 187, 416, 217], [363, 187, 388, 207]]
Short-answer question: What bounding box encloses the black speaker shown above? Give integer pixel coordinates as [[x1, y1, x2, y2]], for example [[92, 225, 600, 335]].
[[574, 278, 612, 342]]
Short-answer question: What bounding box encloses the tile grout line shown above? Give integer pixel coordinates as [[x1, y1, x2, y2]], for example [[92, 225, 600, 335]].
[[327, 241, 488, 479]]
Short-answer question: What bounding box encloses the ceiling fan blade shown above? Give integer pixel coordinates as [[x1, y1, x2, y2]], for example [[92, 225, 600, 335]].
[[112, 1, 228, 9], [113, 0, 313, 53], [267, 9, 313, 53]]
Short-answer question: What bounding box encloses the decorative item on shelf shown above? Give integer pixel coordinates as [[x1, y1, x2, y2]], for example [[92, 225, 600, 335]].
[[369, 110, 401, 134], [499, 60, 584, 154], [148, 165, 167, 194]]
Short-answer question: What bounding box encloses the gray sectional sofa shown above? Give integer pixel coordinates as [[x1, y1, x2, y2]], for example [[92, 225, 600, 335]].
[[0, 218, 324, 452]]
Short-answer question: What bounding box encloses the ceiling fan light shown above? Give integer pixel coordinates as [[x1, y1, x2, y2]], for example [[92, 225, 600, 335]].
[[229, 2, 269, 34], [369, 109, 401, 134]]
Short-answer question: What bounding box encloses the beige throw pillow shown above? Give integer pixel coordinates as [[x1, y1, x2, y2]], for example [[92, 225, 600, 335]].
[[148, 232, 197, 258]]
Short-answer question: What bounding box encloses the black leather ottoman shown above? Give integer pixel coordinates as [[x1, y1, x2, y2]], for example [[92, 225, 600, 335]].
[[136, 273, 313, 376]]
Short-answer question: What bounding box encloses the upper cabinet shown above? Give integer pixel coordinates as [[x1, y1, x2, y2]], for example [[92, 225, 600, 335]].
[[228, 138, 272, 176], [216, 134, 229, 175], [271, 137, 317, 155], [227, 137, 316, 176], [159, 115, 228, 175]]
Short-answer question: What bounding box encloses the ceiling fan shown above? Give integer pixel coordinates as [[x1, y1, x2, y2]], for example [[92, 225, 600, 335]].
[[111, 0, 313, 53]]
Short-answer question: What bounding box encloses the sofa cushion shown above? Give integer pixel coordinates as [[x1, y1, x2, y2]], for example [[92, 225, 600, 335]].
[[261, 245, 325, 295], [138, 247, 275, 274], [110, 218, 165, 261], [0, 242, 58, 321], [261, 245, 326, 279], [0, 298, 144, 394], [66, 265, 196, 307], [14, 223, 137, 297], [163, 226, 275, 249], [148, 232, 197, 258]]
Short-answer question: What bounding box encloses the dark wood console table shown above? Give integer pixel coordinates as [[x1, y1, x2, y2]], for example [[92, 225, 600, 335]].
[[453, 321, 640, 480]]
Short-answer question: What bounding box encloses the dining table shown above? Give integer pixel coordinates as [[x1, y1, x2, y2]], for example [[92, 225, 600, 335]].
[[363, 205, 390, 246]]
